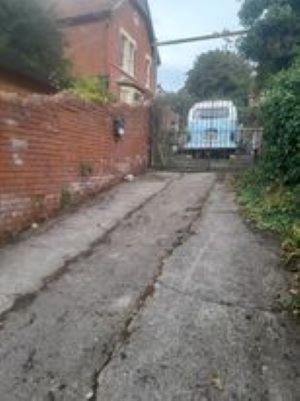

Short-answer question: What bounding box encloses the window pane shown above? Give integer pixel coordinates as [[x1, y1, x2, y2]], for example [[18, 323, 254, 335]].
[[120, 34, 135, 76], [194, 108, 230, 119]]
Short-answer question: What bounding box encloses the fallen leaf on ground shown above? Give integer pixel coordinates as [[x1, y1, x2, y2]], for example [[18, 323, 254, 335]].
[[211, 373, 224, 391]]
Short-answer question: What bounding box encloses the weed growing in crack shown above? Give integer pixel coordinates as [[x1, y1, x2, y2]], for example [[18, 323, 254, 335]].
[[60, 187, 72, 210]]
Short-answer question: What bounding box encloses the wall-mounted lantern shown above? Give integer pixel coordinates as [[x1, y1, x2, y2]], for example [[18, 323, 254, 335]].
[[113, 117, 125, 140]]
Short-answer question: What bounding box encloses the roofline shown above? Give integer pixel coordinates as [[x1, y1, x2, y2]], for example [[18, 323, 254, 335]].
[[57, 0, 127, 27], [57, 0, 160, 64], [190, 100, 236, 109], [58, 9, 111, 27], [131, 0, 161, 64], [112, 0, 127, 11]]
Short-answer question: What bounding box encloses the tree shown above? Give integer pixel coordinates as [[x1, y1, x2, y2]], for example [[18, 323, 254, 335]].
[[260, 59, 300, 184], [0, 0, 70, 88], [157, 89, 195, 120], [185, 50, 253, 106], [239, 0, 300, 83]]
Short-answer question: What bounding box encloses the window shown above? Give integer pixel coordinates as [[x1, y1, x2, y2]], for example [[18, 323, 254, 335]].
[[120, 86, 143, 105], [145, 55, 152, 88], [193, 107, 230, 120], [120, 30, 136, 77], [120, 87, 131, 104]]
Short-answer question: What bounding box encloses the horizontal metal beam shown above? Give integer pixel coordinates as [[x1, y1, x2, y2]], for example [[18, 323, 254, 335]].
[[156, 30, 248, 47]]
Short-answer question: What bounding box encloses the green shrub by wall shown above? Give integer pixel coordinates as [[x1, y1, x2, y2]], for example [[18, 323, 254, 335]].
[[70, 77, 115, 105]]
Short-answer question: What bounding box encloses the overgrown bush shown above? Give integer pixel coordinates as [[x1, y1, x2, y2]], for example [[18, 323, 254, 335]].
[[236, 167, 300, 316], [0, 0, 71, 88], [70, 77, 115, 105], [236, 166, 300, 259], [260, 62, 300, 184]]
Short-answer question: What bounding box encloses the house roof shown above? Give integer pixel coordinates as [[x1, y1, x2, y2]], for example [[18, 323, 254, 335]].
[[52, 0, 118, 21], [55, 0, 155, 42], [54, 0, 160, 62]]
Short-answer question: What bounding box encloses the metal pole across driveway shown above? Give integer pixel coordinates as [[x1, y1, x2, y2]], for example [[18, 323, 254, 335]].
[[156, 30, 248, 47]]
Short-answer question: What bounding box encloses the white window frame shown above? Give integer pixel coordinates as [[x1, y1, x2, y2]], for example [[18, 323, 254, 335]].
[[120, 87, 130, 104], [120, 29, 137, 77], [145, 54, 152, 89], [119, 86, 143, 105]]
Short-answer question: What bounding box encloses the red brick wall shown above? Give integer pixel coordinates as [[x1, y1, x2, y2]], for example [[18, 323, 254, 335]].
[[63, 20, 109, 77], [0, 92, 149, 242]]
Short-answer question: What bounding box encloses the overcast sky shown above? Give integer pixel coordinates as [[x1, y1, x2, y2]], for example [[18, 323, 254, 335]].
[[148, 0, 242, 92]]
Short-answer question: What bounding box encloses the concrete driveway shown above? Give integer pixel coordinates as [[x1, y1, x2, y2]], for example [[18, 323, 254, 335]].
[[0, 172, 298, 400]]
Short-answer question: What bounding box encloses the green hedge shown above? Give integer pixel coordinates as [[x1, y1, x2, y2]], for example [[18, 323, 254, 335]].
[[260, 62, 300, 184]]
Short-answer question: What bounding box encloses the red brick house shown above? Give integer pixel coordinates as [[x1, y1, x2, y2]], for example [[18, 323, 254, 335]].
[[53, 0, 159, 104]]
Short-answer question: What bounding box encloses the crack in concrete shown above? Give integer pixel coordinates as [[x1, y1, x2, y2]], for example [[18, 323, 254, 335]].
[[0, 175, 216, 400], [156, 280, 283, 315], [22, 348, 36, 373], [92, 178, 217, 399], [0, 177, 179, 326]]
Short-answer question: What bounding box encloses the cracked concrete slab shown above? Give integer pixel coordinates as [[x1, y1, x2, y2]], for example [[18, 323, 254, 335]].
[[97, 179, 300, 401], [0, 172, 175, 316], [0, 172, 216, 401]]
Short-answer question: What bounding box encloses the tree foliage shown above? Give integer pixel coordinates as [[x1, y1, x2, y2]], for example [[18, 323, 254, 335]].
[[239, 0, 300, 83], [260, 60, 300, 184], [157, 89, 195, 120], [70, 77, 115, 104], [0, 0, 70, 87], [185, 50, 253, 106]]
